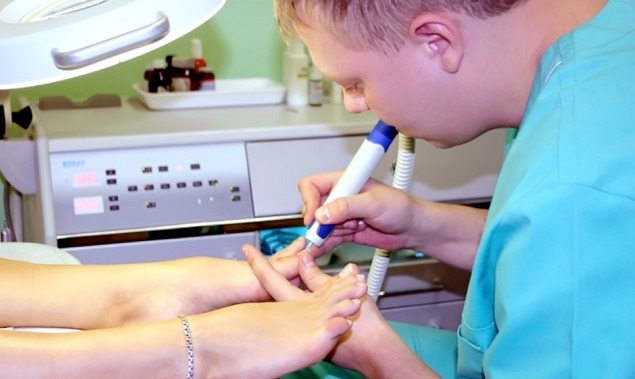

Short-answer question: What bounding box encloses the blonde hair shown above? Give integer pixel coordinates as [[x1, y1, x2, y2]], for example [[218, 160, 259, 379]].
[[274, 0, 526, 55]]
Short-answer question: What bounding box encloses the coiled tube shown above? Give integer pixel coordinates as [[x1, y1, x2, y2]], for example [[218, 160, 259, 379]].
[[366, 134, 416, 301]]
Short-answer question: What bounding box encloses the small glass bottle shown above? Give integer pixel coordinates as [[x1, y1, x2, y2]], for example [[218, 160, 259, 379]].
[[145, 58, 168, 93], [198, 67, 216, 91], [308, 65, 323, 106], [170, 57, 199, 92]]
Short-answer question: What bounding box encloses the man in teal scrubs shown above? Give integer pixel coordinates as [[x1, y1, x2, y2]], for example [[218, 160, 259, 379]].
[[245, 0, 635, 377], [458, 2, 635, 376]]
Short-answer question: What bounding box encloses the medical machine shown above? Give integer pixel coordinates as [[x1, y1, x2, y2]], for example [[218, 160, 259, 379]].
[[1, 96, 506, 329], [0, 0, 505, 329]]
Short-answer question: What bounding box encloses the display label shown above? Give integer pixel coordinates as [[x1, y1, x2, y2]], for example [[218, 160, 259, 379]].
[[73, 196, 104, 215]]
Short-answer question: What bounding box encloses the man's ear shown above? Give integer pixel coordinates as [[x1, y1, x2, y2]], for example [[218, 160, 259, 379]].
[[408, 14, 464, 73]]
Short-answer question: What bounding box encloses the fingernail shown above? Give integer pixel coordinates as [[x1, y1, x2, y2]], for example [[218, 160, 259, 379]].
[[339, 263, 353, 278], [301, 252, 315, 267], [315, 207, 331, 223]]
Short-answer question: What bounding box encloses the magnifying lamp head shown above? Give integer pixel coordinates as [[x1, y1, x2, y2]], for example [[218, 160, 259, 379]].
[[0, 0, 226, 90]]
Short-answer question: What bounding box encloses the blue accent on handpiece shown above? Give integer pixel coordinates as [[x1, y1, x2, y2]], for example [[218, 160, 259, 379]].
[[304, 119, 398, 248], [367, 120, 398, 151], [309, 222, 335, 240]]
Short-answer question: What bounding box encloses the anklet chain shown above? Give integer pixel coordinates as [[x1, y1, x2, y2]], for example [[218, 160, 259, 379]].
[[178, 315, 194, 379]]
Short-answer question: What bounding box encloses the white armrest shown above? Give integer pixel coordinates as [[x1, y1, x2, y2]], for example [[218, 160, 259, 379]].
[[0, 242, 80, 265]]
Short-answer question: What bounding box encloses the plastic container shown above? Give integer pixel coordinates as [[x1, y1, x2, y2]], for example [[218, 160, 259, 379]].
[[133, 78, 285, 110], [327, 81, 343, 104]]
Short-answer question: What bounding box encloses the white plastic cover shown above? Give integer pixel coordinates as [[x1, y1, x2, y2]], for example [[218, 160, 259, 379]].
[[0, 0, 226, 89]]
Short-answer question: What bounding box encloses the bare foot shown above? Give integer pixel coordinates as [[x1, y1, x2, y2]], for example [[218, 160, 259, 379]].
[[296, 251, 387, 371], [188, 256, 367, 378], [246, 245, 437, 377], [299, 251, 441, 377]]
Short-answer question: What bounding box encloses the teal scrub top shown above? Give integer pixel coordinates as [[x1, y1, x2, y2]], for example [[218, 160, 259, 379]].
[[458, 0, 635, 377]]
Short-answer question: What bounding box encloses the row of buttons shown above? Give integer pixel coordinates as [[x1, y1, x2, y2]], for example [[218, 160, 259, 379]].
[[125, 182, 239, 192], [105, 163, 202, 177], [105, 185, 242, 212], [107, 196, 243, 212], [104, 179, 223, 189]]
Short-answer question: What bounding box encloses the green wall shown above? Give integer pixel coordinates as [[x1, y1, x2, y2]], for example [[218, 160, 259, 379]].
[[2, 1, 286, 229], [11, 1, 286, 102]]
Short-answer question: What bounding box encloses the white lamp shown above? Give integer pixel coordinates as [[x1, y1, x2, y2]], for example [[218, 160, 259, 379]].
[[0, 0, 226, 90]]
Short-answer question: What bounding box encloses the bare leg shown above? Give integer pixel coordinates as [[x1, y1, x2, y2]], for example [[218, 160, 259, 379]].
[[189, 256, 367, 379], [116, 240, 306, 327], [0, 259, 364, 379]]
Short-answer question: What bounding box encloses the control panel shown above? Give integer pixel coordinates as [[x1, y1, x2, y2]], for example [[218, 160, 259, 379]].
[[49, 142, 254, 236]]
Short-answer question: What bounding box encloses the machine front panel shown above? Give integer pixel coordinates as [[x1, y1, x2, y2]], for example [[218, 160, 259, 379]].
[[49, 142, 254, 236]]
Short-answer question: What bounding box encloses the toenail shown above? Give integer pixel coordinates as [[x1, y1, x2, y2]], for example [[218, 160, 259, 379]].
[[301, 252, 315, 267], [339, 263, 353, 277]]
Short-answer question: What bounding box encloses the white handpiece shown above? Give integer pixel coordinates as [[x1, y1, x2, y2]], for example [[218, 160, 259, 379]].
[[305, 120, 397, 248]]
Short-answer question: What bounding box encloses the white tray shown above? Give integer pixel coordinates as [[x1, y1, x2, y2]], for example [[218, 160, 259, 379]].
[[133, 78, 285, 110]]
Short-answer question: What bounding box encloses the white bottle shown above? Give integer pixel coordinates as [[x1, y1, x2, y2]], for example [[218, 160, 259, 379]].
[[283, 36, 309, 107], [327, 80, 343, 104], [190, 38, 207, 70]]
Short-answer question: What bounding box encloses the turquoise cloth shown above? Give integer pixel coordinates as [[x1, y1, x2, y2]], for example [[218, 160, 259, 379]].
[[459, 0, 635, 377], [282, 322, 457, 379]]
